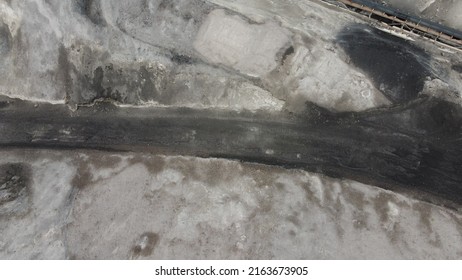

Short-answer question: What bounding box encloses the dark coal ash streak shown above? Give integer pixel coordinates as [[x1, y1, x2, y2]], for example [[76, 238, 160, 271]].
[[0, 162, 32, 216], [74, 0, 106, 26], [337, 24, 433, 103], [0, 97, 461, 208]]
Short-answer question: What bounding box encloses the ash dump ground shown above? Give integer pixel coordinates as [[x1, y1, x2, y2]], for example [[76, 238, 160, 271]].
[[1, 0, 462, 260]]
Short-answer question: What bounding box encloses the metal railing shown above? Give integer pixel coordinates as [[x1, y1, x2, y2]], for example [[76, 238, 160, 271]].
[[323, 0, 462, 50]]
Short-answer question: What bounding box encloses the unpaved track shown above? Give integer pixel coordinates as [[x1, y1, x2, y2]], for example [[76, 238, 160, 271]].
[[1, 97, 461, 207]]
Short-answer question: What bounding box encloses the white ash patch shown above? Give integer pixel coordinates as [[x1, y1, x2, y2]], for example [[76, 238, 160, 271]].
[[194, 9, 291, 77]]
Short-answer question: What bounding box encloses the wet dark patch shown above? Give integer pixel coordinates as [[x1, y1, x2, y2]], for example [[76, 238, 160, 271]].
[[158, 0, 174, 10], [0, 163, 31, 216], [62, 42, 254, 107], [300, 183, 322, 208], [452, 64, 462, 73], [130, 232, 159, 259], [77, 66, 131, 104], [58, 45, 74, 100], [92, 66, 104, 94], [0, 20, 12, 56], [274, 182, 285, 191], [163, 157, 202, 182], [0, 163, 30, 204], [337, 24, 433, 103], [164, 157, 243, 187], [71, 161, 94, 190], [74, 0, 106, 26], [320, 181, 346, 238], [286, 212, 301, 227], [447, 212, 462, 239], [61, 44, 138, 105], [342, 183, 367, 210], [70, 153, 123, 189], [139, 65, 159, 102], [246, 163, 286, 186], [373, 192, 395, 224], [128, 156, 166, 174], [89, 66, 127, 103], [281, 46, 294, 63], [343, 186, 370, 229], [170, 52, 193, 64], [373, 193, 404, 242], [203, 160, 244, 187], [373, 193, 408, 242], [257, 197, 273, 213], [79, 63, 160, 104], [389, 223, 405, 245], [92, 154, 122, 169], [7, 27, 29, 79], [412, 203, 433, 232], [332, 200, 346, 237]]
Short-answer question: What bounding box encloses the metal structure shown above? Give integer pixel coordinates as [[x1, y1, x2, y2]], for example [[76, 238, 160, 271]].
[[324, 0, 462, 50]]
